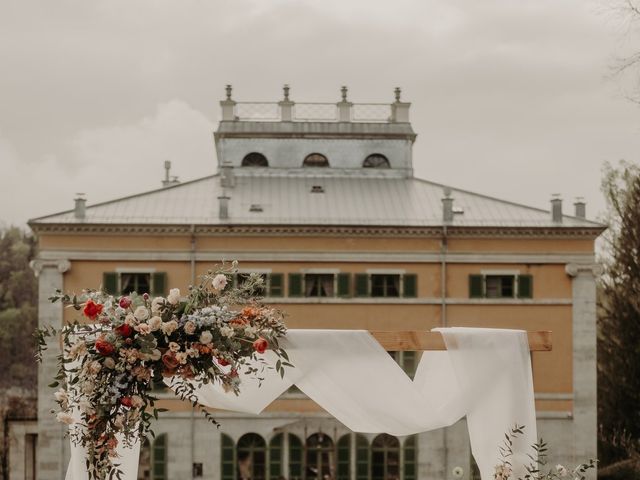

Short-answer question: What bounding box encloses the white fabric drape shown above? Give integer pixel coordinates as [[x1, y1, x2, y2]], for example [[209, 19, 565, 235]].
[[65, 327, 537, 480]]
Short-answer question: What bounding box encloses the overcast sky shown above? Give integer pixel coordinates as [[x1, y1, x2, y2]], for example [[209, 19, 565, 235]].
[[1, 0, 639, 228]]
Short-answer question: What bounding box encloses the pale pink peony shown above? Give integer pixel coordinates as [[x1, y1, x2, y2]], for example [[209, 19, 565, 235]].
[[183, 320, 196, 335], [167, 288, 181, 305], [212, 274, 227, 291]]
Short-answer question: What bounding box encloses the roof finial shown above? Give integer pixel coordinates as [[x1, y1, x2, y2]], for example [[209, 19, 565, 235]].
[[394, 87, 401, 102], [225, 84, 233, 100], [341, 86, 348, 102], [283, 84, 290, 101]]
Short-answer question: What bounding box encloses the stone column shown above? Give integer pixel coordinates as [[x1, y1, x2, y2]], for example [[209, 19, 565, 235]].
[[31, 258, 71, 480], [565, 263, 601, 472]]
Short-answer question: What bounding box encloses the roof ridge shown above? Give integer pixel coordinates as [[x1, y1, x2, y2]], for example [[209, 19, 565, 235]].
[[28, 174, 219, 223]]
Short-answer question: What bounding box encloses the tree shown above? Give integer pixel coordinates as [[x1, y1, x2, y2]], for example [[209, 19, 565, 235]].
[[597, 160, 640, 478]]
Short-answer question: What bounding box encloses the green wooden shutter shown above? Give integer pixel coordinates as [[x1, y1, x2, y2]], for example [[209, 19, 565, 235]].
[[288, 273, 303, 297], [403, 274, 417, 298], [269, 274, 283, 297], [337, 273, 351, 297], [517, 274, 533, 299], [337, 434, 350, 480], [102, 272, 118, 295], [355, 434, 369, 480], [152, 272, 167, 296], [152, 434, 167, 480], [355, 274, 369, 297], [221, 434, 235, 480], [289, 434, 303, 480], [469, 274, 484, 298], [269, 433, 283, 480], [403, 436, 417, 480]]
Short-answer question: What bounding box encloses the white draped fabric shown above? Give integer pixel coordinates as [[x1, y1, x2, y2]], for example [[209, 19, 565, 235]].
[[65, 327, 537, 480]]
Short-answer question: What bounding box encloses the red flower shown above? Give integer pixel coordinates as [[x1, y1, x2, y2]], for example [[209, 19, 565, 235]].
[[95, 338, 115, 356], [252, 337, 268, 354], [120, 397, 132, 408], [217, 357, 230, 367], [118, 296, 132, 309], [114, 324, 133, 337], [83, 300, 104, 320]]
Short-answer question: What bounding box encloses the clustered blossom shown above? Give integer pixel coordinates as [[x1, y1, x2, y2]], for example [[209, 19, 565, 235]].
[[43, 266, 289, 480]]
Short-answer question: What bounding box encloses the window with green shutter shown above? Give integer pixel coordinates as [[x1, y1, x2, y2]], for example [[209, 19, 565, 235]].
[[289, 434, 303, 480], [269, 433, 283, 480], [517, 274, 533, 299], [402, 274, 417, 298], [337, 273, 351, 297], [469, 274, 484, 298], [355, 274, 369, 297], [288, 273, 303, 297], [337, 434, 351, 480], [102, 272, 118, 295], [355, 434, 369, 480], [152, 272, 167, 296], [152, 434, 167, 480], [221, 434, 235, 480], [269, 274, 284, 297], [403, 436, 417, 480]]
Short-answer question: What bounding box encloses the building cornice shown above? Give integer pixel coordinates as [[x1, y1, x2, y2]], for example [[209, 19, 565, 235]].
[[29, 223, 606, 239]]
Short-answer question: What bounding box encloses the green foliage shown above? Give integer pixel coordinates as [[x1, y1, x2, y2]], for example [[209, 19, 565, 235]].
[[0, 227, 37, 391], [598, 161, 640, 469]]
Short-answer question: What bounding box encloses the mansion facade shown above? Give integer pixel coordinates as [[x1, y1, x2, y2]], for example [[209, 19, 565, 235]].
[[16, 86, 604, 480]]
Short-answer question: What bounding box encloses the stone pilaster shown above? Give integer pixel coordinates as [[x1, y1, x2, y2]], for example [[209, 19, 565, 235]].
[[565, 263, 601, 473], [31, 258, 71, 480]]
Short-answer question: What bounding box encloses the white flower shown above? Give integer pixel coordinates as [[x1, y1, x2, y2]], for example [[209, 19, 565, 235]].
[[103, 357, 116, 369], [244, 325, 258, 336], [131, 395, 144, 408], [150, 349, 162, 361], [186, 348, 200, 358], [81, 380, 95, 395], [555, 464, 569, 477], [56, 412, 75, 425], [135, 323, 151, 335], [183, 320, 196, 335], [68, 341, 87, 359], [79, 399, 95, 415], [125, 313, 137, 326], [86, 360, 102, 375], [175, 352, 188, 364], [169, 342, 181, 352], [133, 306, 149, 321], [54, 388, 68, 403], [167, 288, 181, 305], [220, 326, 234, 338], [148, 316, 162, 331], [212, 274, 227, 291], [161, 320, 178, 336], [200, 331, 213, 345], [151, 297, 165, 314]]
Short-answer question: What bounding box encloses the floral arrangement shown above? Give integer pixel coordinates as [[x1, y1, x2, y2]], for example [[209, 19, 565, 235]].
[[36, 264, 290, 480], [494, 425, 597, 480]]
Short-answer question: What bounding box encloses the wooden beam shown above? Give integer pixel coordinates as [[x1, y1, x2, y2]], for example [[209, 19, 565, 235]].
[[369, 330, 552, 352]]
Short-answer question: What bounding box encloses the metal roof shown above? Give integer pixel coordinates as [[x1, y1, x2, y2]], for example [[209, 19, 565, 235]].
[[30, 173, 603, 229]]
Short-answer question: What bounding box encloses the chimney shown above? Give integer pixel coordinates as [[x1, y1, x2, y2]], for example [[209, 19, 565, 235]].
[[442, 188, 454, 223], [551, 194, 563, 223], [162, 161, 180, 187], [74, 193, 86, 220], [220, 162, 235, 188], [574, 197, 586, 219], [218, 196, 230, 220]]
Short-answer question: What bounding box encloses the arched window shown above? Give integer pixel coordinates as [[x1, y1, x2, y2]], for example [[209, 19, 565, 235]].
[[137, 438, 151, 480], [371, 434, 400, 480], [221, 434, 235, 480], [242, 152, 269, 167], [355, 434, 369, 480], [306, 433, 335, 480], [152, 434, 167, 480], [303, 153, 329, 168], [337, 435, 350, 480], [237, 433, 267, 480], [337, 434, 369, 480], [403, 436, 417, 480], [363, 154, 390, 169], [269, 434, 283, 480]]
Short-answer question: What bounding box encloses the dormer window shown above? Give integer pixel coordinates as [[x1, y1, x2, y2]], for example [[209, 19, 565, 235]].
[[242, 152, 268, 167], [363, 154, 390, 168], [303, 153, 329, 167]]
